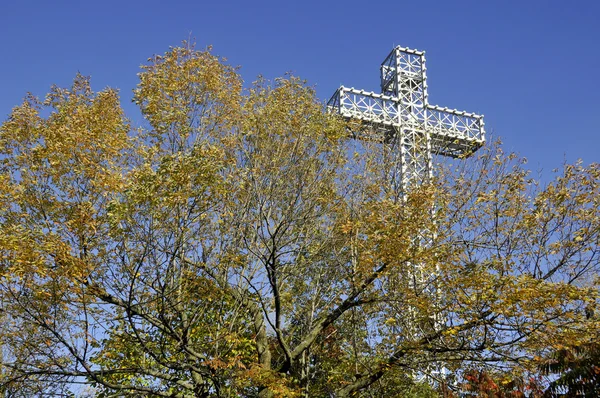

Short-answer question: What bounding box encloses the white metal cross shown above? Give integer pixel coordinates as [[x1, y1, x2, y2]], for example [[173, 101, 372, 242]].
[[328, 46, 485, 193], [329, 47, 486, 378]]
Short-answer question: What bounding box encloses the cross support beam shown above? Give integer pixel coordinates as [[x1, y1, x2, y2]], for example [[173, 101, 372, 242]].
[[328, 87, 484, 158]]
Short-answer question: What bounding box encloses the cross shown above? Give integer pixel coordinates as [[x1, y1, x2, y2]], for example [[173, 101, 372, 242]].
[[328, 47, 486, 379], [328, 46, 485, 193]]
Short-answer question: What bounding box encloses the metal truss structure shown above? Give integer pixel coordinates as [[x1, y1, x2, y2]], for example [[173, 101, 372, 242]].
[[328, 45, 485, 192], [328, 46, 486, 379]]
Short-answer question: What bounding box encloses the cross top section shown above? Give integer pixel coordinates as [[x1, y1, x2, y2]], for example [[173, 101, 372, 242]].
[[328, 46, 485, 160]]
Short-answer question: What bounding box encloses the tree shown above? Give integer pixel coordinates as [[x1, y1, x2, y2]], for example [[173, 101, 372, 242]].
[[0, 43, 599, 397], [539, 336, 600, 396]]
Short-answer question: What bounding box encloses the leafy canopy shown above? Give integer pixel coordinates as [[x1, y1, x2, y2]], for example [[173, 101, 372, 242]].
[[0, 43, 599, 397]]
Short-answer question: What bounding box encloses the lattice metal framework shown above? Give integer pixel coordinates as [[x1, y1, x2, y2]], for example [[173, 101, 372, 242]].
[[328, 45, 485, 192], [328, 46, 485, 378]]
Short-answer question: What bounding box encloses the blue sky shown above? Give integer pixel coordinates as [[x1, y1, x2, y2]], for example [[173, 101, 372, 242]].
[[1, 0, 598, 172]]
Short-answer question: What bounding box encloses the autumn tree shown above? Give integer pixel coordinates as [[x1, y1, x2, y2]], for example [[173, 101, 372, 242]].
[[0, 43, 599, 397]]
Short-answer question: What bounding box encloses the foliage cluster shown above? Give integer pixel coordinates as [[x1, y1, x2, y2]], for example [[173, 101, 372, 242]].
[[0, 44, 598, 397]]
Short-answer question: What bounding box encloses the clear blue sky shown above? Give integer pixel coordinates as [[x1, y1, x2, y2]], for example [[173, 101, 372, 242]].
[[1, 0, 598, 172]]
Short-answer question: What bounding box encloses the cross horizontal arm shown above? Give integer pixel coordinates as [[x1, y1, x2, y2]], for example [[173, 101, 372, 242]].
[[425, 104, 485, 157], [327, 87, 485, 158]]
